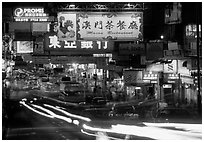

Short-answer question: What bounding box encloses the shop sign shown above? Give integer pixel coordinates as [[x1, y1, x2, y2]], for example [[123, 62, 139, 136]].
[[181, 75, 193, 84], [77, 12, 143, 41], [16, 41, 33, 53], [14, 7, 49, 22], [143, 72, 158, 80], [167, 73, 179, 79], [177, 60, 191, 75], [164, 50, 183, 58], [186, 24, 201, 37], [32, 22, 50, 32], [119, 43, 145, 54], [44, 32, 113, 51], [124, 70, 143, 84], [164, 60, 177, 73], [93, 54, 112, 58]]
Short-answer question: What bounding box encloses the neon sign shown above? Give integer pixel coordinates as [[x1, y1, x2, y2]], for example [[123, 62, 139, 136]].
[[47, 35, 109, 50], [14, 8, 49, 22]]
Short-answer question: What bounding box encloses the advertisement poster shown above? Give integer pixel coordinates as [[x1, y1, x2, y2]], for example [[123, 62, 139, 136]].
[[16, 41, 33, 53], [57, 13, 77, 41]]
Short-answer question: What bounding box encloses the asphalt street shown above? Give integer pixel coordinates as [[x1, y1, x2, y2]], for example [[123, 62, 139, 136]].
[[2, 90, 202, 140]]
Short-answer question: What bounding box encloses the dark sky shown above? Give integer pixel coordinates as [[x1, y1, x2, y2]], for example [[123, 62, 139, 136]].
[[2, 2, 201, 40]]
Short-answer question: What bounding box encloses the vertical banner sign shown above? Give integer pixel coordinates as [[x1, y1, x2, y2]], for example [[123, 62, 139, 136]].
[[57, 13, 77, 41], [77, 12, 143, 41]]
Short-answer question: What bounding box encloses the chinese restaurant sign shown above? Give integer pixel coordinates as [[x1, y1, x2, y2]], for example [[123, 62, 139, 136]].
[[57, 12, 143, 41], [44, 32, 113, 52], [14, 8, 49, 22]]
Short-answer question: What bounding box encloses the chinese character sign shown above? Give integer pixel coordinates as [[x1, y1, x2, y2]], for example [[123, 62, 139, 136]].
[[44, 32, 113, 53], [57, 13, 77, 41], [77, 12, 143, 40]]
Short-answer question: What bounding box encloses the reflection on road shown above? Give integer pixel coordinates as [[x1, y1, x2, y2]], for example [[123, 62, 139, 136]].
[[18, 98, 202, 140]]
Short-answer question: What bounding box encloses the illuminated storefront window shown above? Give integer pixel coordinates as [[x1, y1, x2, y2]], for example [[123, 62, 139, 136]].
[[186, 24, 201, 37]]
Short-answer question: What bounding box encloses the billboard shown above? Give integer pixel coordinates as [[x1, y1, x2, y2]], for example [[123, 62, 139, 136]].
[[16, 41, 33, 53], [57, 13, 77, 41], [77, 12, 143, 40], [44, 32, 114, 53], [13, 7, 49, 22], [57, 12, 143, 41]]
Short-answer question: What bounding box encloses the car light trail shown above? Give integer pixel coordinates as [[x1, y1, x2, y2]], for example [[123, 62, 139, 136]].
[[110, 124, 202, 140], [143, 122, 202, 133], [82, 122, 202, 140], [43, 104, 91, 122], [73, 120, 80, 125], [80, 129, 120, 140], [19, 101, 54, 118], [31, 104, 72, 123]]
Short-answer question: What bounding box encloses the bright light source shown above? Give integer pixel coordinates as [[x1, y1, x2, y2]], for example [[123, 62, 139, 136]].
[[72, 63, 78, 68], [73, 120, 79, 125], [160, 35, 164, 39]]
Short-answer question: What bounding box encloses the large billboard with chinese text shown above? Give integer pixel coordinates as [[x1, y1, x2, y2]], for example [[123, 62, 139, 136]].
[[44, 32, 114, 54], [57, 12, 143, 41], [77, 12, 143, 41]]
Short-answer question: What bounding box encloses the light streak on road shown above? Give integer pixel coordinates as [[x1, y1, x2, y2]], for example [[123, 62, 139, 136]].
[[143, 122, 202, 133], [110, 124, 202, 140], [82, 123, 202, 140], [73, 120, 80, 125], [31, 104, 72, 123], [80, 129, 120, 140], [19, 101, 54, 119], [43, 104, 91, 122]]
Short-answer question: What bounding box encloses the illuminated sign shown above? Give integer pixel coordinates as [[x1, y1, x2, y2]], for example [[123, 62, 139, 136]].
[[57, 12, 143, 41], [164, 60, 177, 73], [93, 54, 112, 58], [78, 12, 143, 40], [143, 72, 158, 80], [16, 41, 33, 53], [186, 24, 201, 37], [14, 8, 49, 22], [44, 33, 113, 51]]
